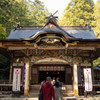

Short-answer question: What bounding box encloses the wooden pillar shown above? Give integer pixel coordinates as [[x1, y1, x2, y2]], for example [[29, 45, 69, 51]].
[[24, 62, 30, 96], [29, 66, 31, 84], [73, 64, 78, 96], [91, 59, 95, 94], [9, 64, 13, 83], [9, 54, 14, 83], [91, 60, 94, 83], [90, 51, 95, 94], [90, 51, 94, 81]]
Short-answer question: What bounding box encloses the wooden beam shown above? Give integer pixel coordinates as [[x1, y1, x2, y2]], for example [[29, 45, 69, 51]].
[[8, 46, 66, 50], [8, 47, 35, 50], [8, 46, 95, 50], [13, 63, 24, 66], [68, 47, 95, 50], [80, 63, 91, 66]]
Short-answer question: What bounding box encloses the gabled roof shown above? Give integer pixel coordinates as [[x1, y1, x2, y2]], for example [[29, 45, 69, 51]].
[[94, 65, 100, 70], [65, 29, 97, 39], [7, 27, 97, 39], [7, 15, 97, 40]]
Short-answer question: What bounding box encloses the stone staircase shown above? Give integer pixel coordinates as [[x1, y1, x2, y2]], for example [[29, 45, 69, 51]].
[[29, 85, 40, 97], [62, 85, 74, 97], [29, 85, 74, 98]]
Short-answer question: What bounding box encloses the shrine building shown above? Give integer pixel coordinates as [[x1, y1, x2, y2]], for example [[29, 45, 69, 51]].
[[0, 15, 100, 96]]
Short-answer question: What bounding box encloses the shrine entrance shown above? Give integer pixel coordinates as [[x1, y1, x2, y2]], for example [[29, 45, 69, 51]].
[[39, 71, 65, 83], [38, 65, 65, 83], [31, 61, 73, 85]]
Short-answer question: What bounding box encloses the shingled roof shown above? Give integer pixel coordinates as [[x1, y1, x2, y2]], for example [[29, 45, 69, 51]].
[[7, 15, 97, 40]]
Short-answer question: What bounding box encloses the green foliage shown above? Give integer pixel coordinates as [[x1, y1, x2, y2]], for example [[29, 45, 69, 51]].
[[0, 24, 6, 39], [58, 0, 94, 26], [0, 0, 49, 35], [92, 0, 100, 65], [92, 0, 100, 38], [0, 0, 49, 80], [26, 0, 49, 26], [93, 57, 100, 66], [0, 54, 10, 80]]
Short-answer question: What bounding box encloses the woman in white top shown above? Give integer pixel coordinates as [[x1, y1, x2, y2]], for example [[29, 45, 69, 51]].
[[54, 78, 62, 100]]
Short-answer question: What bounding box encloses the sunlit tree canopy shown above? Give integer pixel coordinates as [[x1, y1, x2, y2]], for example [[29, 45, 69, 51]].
[[58, 0, 94, 26]]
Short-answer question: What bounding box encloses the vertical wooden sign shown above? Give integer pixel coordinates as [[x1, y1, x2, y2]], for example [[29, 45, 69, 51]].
[[12, 68, 21, 91], [84, 68, 92, 92]]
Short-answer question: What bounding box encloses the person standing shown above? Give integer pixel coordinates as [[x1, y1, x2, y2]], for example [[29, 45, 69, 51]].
[[59, 80, 63, 100], [51, 77, 55, 85], [42, 76, 55, 100], [54, 78, 62, 100]]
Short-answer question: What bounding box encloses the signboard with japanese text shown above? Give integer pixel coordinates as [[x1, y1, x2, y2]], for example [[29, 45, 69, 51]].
[[84, 68, 92, 91], [12, 68, 21, 91]]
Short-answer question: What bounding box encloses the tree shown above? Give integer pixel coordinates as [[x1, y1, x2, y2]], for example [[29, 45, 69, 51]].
[[0, 0, 28, 34], [0, 0, 49, 35], [0, 24, 6, 39], [58, 0, 94, 26], [92, 0, 100, 38], [26, 0, 49, 26], [93, 57, 100, 66], [92, 0, 100, 66], [0, 0, 49, 79]]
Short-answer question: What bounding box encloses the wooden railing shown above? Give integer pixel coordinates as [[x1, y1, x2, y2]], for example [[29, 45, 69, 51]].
[[0, 80, 9, 84], [93, 80, 100, 84]]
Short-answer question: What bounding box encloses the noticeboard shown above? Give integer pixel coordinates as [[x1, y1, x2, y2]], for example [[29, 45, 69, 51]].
[[12, 68, 21, 91], [84, 68, 92, 92]]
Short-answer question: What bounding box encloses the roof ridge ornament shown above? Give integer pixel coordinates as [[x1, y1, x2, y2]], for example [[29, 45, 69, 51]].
[[13, 23, 21, 31], [46, 11, 58, 25], [40, 11, 58, 30], [40, 11, 75, 38]]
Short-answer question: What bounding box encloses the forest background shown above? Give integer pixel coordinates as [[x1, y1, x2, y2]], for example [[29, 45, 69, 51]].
[[0, 0, 100, 79]]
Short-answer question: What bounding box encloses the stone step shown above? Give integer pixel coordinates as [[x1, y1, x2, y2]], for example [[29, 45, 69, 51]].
[[63, 96, 76, 100], [29, 92, 74, 98], [30, 90, 73, 94], [64, 89, 73, 91], [63, 92, 74, 97], [62, 86, 73, 90], [29, 92, 39, 97], [30, 85, 40, 93], [63, 91, 73, 94], [30, 85, 73, 90]]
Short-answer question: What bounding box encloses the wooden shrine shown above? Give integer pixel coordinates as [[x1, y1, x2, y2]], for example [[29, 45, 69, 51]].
[[0, 15, 100, 96]]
